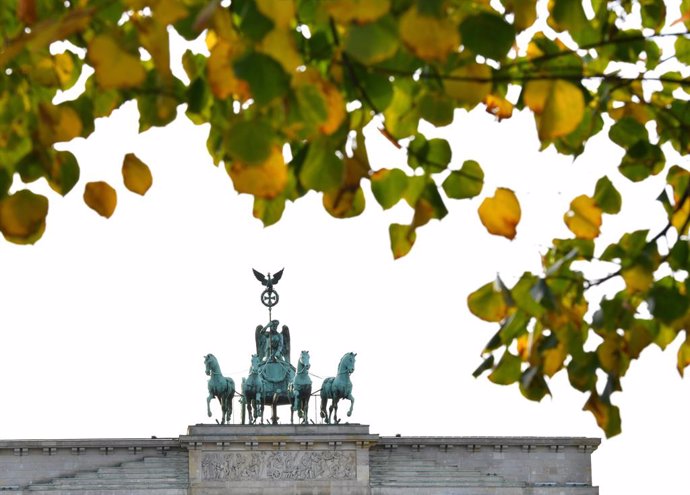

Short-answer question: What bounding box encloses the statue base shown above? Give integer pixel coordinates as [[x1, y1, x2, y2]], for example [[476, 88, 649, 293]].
[[180, 424, 378, 495]]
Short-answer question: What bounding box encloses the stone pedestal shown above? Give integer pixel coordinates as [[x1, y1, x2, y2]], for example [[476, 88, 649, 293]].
[[180, 424, 378, 495]]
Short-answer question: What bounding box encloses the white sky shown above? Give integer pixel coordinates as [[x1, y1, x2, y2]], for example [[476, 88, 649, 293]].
[[0, 97, 688, 495]]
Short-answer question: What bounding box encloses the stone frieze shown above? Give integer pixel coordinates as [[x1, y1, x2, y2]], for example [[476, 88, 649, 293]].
[[201, 450, 356, 481]]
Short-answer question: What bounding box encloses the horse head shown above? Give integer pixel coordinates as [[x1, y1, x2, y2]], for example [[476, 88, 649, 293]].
[[298, 350, 310, 373], [204, 353, 218, 376], [249, 353, 261, 374], [338, 352, 356, 375]]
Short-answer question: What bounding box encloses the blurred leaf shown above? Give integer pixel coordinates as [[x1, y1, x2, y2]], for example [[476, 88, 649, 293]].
[[478, 187, 521, 239], [0, 190, 48, 244], [233, 52, 289, 105], [593, 176, 622, 214], [122, 153, 153, 196], [299, 138, 344, 192], [344, 16, 398, 65], [468, 281, 509, 322], [442, 160, 484, 199], [389, 223, 416, 259], [473, 354, 495, 378], [227, 145, 287, 198], [226, 120, 276, 165], [489, 351, 521, 385], [524, 79, 585, 141], [88, 34, 146, 90], [444, 64, 492, 108], [84, 181, 117, 218], [460, 12, 515, 60], [564, 195, 602, 240], [399, 6, 460, 61], [583, 391, 622, 438], [371, 168, 408, 209]]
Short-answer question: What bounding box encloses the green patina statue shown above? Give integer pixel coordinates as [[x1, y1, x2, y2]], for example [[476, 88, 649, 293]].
[[320, 352, 356, 424], [289, 350, 312, 425], [204, 353, 235, 425], [203, 269, 357, 426]]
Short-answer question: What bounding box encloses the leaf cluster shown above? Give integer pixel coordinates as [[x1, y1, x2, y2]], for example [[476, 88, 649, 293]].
[[2, 0, 690, 436]]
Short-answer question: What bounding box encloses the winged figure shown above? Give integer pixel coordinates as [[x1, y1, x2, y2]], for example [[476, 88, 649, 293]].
[[252, 268, 284, 290]]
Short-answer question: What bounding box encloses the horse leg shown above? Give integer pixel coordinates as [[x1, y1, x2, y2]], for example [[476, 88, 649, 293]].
[[207, 393, 213, 418], [272, 393, 279, 424], [330, 398, 339, 424], [227, 395, 233, 424], [346, 393, 355, 417], [320, 398, 329, 423]]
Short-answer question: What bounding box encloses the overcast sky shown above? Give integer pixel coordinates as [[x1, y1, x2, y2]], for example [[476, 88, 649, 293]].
[[0, 94, 688, 494]]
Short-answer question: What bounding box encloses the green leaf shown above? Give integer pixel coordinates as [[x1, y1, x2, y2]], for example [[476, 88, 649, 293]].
[[473, 354, 495, 378], [583, 391, 622, 438], [389, 223, 416, 259], [358, 70, 393, 112], [489, 351, 522, 385], [499, 310, 530, 344], [467, 281, 509, 322], [593, 176, 622, 214], [675, 36, 690, 65], [344, 15, 399, 65], [253, 195, 286, 226], [299, 138, 344, 192], [235, 0, 274, 41], [233, 52, 289, 106], [668, 239, 690, 271], [47, 150, 80, 196], [371, 168, 408, 209], [226, 120, 276, 165], [647, 281, 689, 324], [295, 83, 329, 128], [618, 141, 664, 182], [442, 160, 484, 199], [567, 352, 598, 392], [519, 366, 550, 401], [419, 92, 454, 127], [460, 12, 515, 60], [608, 117, 648, 148]]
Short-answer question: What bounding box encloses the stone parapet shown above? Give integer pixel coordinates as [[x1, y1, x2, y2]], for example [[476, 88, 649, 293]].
[[181, 424, 377, 495]]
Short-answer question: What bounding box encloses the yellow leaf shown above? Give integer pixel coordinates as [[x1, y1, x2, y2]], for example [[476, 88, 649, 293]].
[[258, 29, 303, 73], [256, 0, 295, 29], [207, 39, 250, 100], [400, 6, 460, 61], [512, 0, 537, 31], [54, 52, 75, 88], [621, 265, 654, 293], [38, 103, 82, 145], [88, 35, 146, 90], [564, 195, 602, 240], [122, 153, 153, 196], [524, 79, 584, 140], [478, 187, 521, 240], [443, 64, 492, 107], [326, 0, 390, 23], [484, 94, 513, 120], [672, 199, 690, 235], [543, 342, 567, 377], [0, 190, 48, 244], [292, 69, 345, 135], [153, 0, 188, 25], [678, 334, 690, 377], [226, 146, 288, 199], [132, 15, 171, 79], [84, 181, 117, 218]]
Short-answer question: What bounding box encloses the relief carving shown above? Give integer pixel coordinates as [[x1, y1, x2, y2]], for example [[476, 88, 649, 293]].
[[201, 450, 356, 481]]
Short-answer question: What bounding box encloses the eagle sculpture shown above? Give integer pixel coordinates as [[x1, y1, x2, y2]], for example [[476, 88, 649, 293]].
[[252, 268, 284, 290]]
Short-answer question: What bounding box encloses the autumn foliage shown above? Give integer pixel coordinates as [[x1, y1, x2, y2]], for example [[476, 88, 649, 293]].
[[2, 0, 690, 437]]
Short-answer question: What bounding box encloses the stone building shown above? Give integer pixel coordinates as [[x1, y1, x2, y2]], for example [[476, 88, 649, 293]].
[[0, 424, 598, 494]]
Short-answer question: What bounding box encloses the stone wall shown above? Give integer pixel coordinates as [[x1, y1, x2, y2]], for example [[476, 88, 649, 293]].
[[0, 425, 599, 495]]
